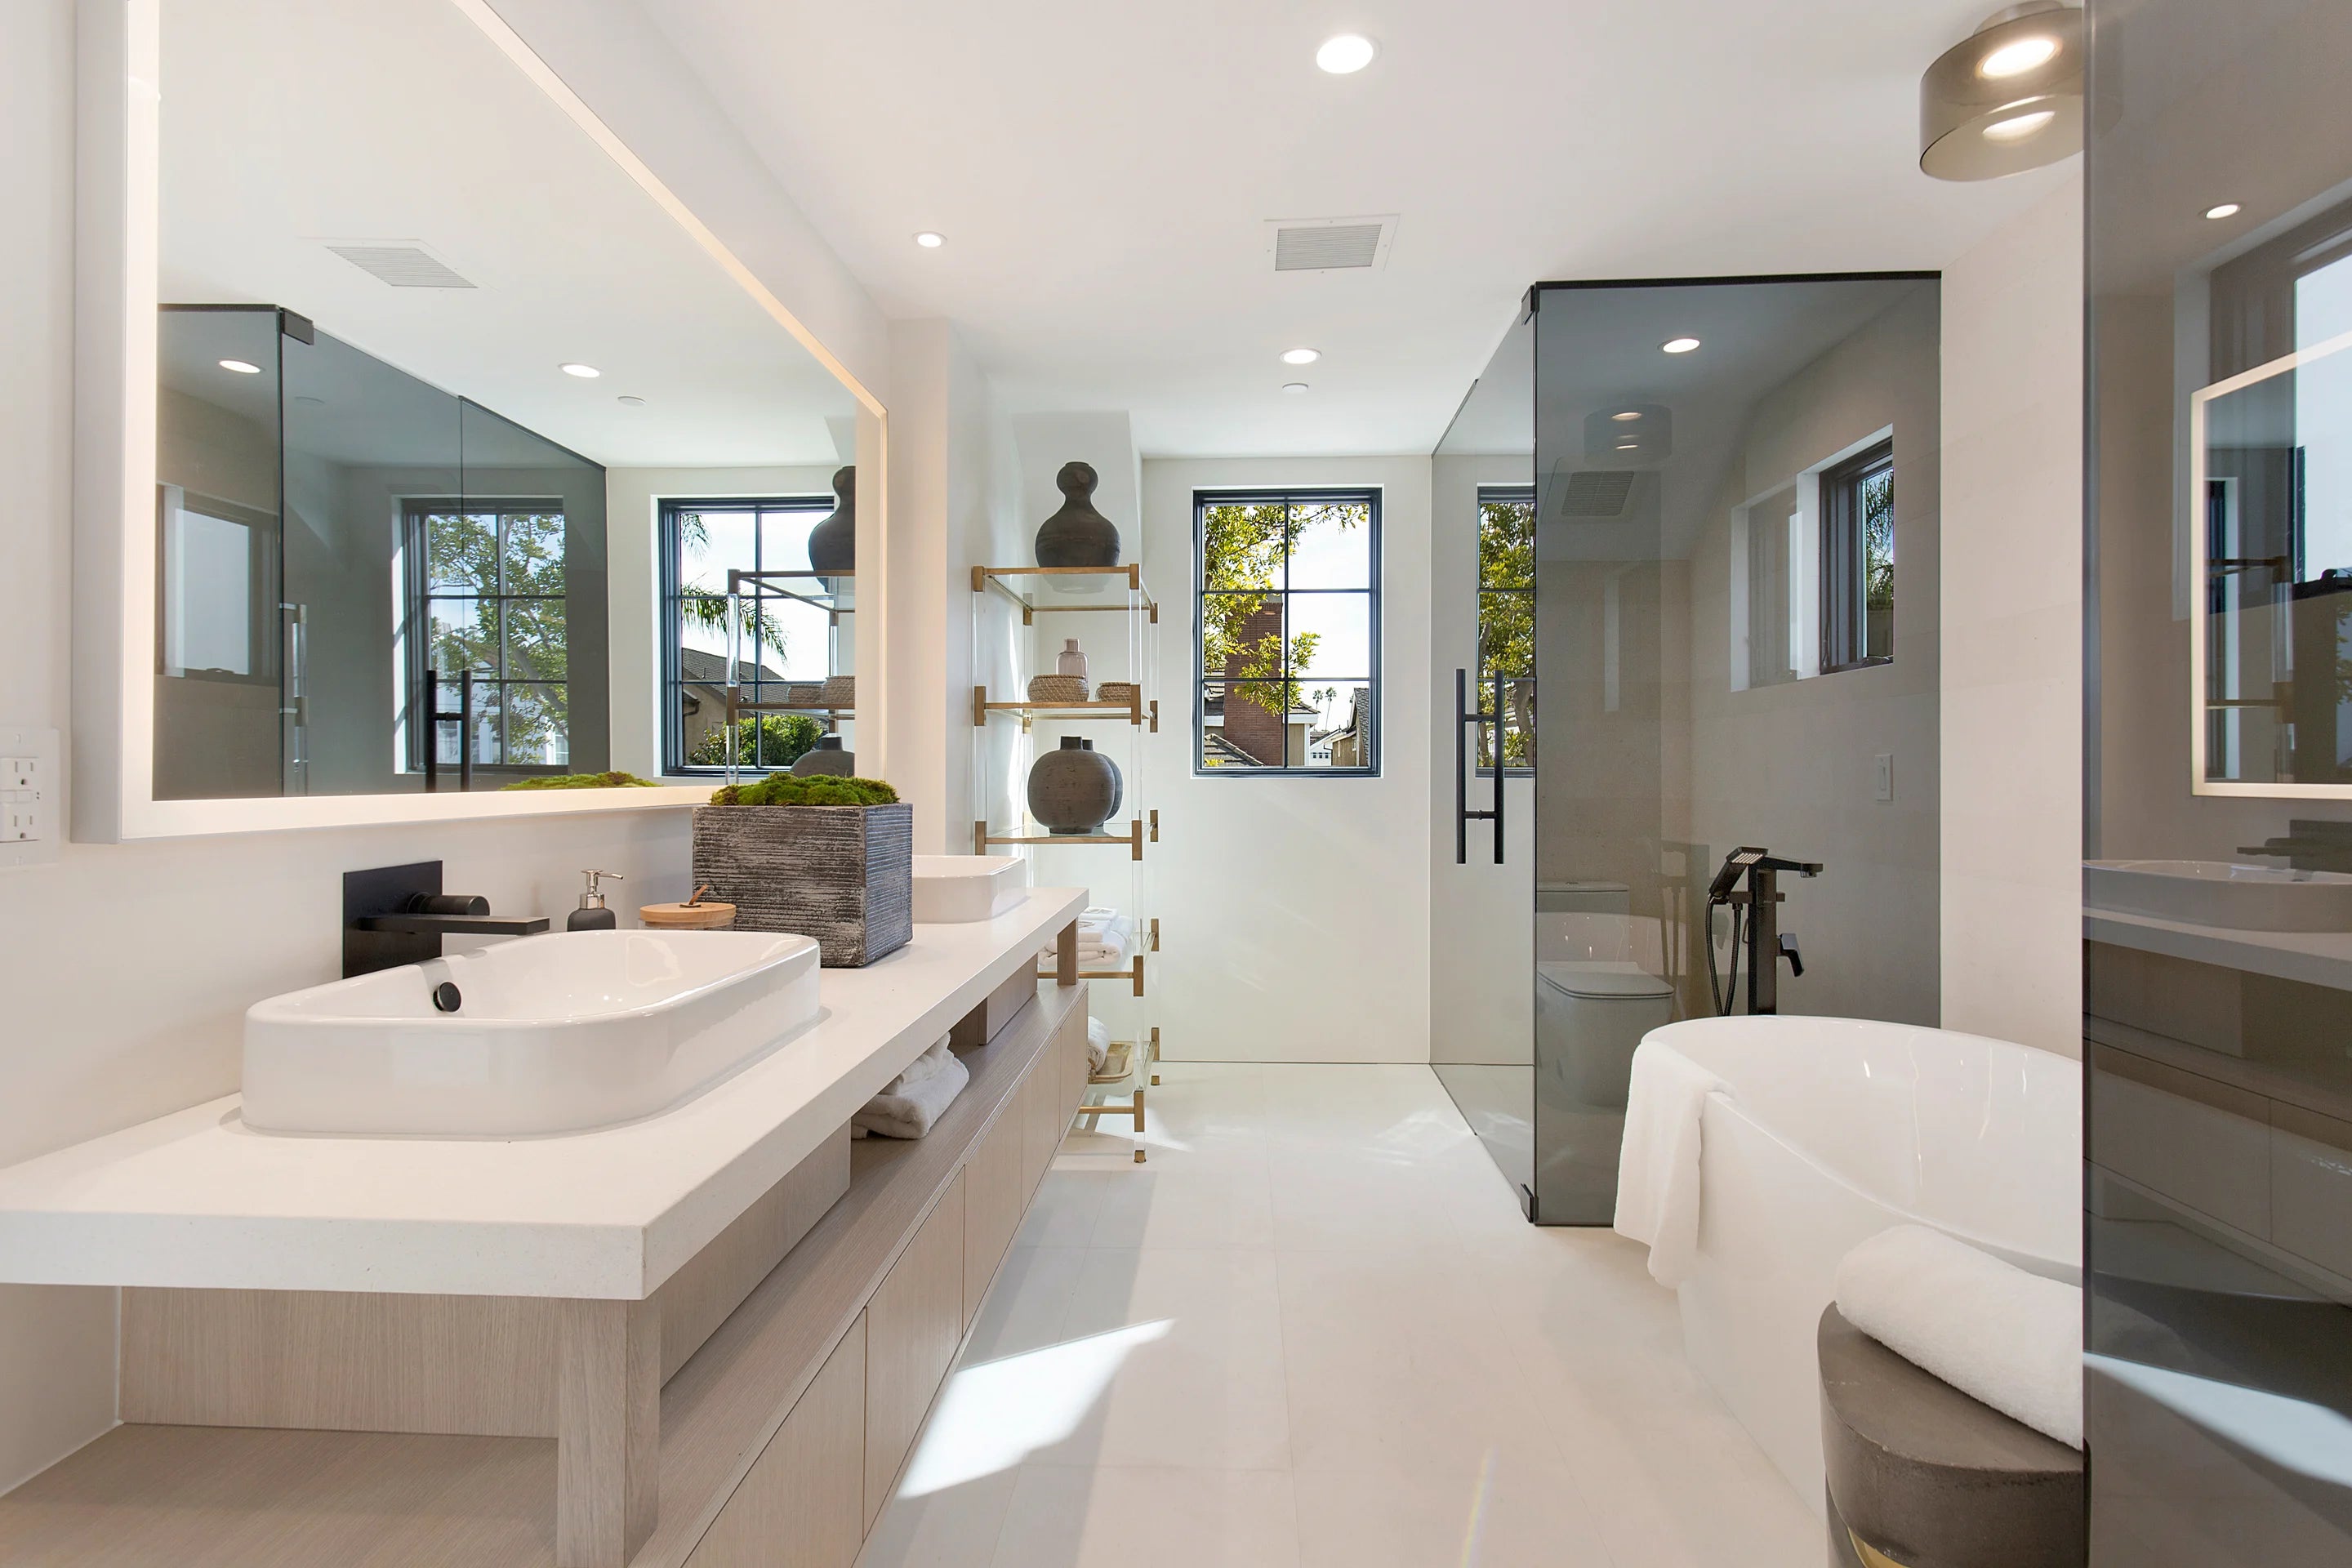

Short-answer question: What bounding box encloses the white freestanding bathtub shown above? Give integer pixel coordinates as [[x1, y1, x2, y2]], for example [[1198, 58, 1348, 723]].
[[1642, 1015, 2080, 1512]]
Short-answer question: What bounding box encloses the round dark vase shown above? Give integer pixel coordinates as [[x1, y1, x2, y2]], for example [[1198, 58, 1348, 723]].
[[1033, 461, 1122, 570], [790, 735, 855, 777], [806, 466, 856, 574], [1028, 736, 1122, 835]]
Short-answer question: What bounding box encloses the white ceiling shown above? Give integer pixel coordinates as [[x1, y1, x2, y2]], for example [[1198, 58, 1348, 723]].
[[640, 0, 2077, 457], [161, 0, 855, 470]]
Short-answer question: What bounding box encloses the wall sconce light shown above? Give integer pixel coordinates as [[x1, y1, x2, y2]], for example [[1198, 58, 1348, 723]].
[[1920, 3, 2084, 181]]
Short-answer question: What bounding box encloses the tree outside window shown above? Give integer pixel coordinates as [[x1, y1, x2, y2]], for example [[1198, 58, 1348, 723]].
[[1477, 487, 1535, 769], [1822, 440, 1895, 672], [409, 504, 570, 769]]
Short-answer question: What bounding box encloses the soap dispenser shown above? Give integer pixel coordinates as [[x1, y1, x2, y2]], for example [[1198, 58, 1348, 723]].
[[568, 870, 622, 931]]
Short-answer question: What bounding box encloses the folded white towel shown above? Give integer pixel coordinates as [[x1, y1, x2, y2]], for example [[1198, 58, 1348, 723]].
[[1612, 1040, 1724, 1288], [1085, 1016, 1109, 1073], [854, 1048, 969, 1140], [1040, 929, 1131, 969], [1836, 1224, 2083, 1449], [888, 1034, 954, 1094]]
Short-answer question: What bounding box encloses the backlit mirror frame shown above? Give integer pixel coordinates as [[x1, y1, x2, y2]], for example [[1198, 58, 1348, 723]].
[[70, 0, 889, 840]]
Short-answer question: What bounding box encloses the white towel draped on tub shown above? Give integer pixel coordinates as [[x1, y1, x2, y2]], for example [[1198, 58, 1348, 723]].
[[1613, 1040, 1726, 1288], [1835, 1223, 2084, 1449], [853, 1036, 969, 1140]]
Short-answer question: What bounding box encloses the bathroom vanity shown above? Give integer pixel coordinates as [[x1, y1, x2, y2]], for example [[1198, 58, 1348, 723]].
[[0, 889, 1094, 1568]]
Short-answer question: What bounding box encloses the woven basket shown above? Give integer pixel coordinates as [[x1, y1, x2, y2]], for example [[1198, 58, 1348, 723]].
[[1096, 681, 1138, 706], [1027, 674, 1089, 704], [821, 675, 857, 710]]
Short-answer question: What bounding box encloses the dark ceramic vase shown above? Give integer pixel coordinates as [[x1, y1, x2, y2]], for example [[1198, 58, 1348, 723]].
[[1027, 736, 1122, 835], [807, 466, 856, 574], [1033, 461, 1121, 570], [791, 735, 855, 777]]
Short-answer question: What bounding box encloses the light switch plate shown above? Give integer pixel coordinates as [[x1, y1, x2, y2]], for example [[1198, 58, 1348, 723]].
[[1872, 752, 1894, 803], [0, 725, 62, 869]]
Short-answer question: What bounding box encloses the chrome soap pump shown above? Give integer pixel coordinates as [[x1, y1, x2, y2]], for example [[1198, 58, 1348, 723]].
[[568, 869, 623, 932]]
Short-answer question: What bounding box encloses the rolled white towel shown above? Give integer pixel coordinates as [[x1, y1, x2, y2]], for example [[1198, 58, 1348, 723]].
[[1612, 1040, 1723, 1288], [1836, 1224, 2083, 1449], [855, 1048, 969, 1140], [1085, 1015, 1109, 1073]]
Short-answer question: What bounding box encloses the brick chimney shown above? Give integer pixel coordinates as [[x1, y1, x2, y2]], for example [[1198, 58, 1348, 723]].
[[1221, 600, 1290, 765]]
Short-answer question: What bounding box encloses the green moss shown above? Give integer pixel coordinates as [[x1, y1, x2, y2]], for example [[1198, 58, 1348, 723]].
[[707, 774, 900, 808], [500, 771, 661, 791]]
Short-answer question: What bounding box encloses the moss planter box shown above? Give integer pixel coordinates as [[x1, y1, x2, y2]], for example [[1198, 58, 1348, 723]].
[[690, 803, 913, 967]]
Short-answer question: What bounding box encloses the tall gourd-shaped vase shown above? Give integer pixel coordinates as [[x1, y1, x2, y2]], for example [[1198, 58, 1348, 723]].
[[1034, 461, 1121, 595], [1027, 736, 1122, 835], [806, 466, 856, 576]]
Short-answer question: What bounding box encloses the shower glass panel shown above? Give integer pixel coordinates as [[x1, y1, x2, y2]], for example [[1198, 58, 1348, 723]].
[[2084, 2, 2352, 1560], [1446, 273, 1940, 1223]]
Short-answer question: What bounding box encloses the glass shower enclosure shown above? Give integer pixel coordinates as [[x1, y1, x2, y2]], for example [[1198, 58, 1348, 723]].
[[1437, 272, 1943, 1223]]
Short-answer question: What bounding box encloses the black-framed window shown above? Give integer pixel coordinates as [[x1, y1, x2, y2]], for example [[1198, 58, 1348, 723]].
[[404, 501, 570, 772], [1820, 439, 1895, 672], [1476, 485, 1535, 773], [1194, 488, 1379, 774], [660, 495, 835, 774]]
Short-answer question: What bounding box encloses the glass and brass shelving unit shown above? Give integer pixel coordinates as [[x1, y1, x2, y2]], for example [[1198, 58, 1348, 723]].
[[720, 568, 854, 782], [970, 564, 1161, 1159]]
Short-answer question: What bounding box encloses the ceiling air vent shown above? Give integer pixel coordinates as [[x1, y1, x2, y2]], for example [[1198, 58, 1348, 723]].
[[1553, 470, 1638, 519], [323, 242, 475, 289], [1264, 215, 1397, 272]]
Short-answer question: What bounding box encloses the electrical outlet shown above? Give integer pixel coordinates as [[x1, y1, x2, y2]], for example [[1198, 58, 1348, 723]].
[[1873, 752, 1894, 803], [0, 725, 61, 869]]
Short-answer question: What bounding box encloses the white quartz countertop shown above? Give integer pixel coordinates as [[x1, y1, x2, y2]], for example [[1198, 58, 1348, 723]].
[[0, 888, 1086, 1300], [2085, 905, 2352, 993]]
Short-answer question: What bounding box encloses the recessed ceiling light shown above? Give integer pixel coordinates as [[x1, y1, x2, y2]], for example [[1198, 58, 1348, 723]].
[[617, 394, 646, 407], [560, 363, 601, 379], [1315, 33, 1377, 74], [1616, 441, 1640, 450], [1661, 336, 1701, 354], [914, 231, 946, 248], [218, 358, 261, 375], [1612, 410, 1642, 421], [1282, 382, 1310, 394], [1981, 108, 2056, 142], [1979, 35, 2059, 78], [1281, 347, 1321, 365], [2204, 202, 2243, 220]]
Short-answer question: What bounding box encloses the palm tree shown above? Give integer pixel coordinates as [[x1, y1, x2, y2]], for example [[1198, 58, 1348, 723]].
[[677, 511, 786, 669]]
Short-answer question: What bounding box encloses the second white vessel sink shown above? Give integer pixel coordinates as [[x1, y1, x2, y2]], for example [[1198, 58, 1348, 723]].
[[912, 855, 1029, 923], [243, 929, 821, 1137], [2084, 858, 2352, 933]]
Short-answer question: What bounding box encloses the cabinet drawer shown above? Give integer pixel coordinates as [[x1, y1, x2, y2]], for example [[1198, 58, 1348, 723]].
[[964, 1103, 1025, 1330], [863, 1170, 967, 1528], [687, 1314, 866, 1568]]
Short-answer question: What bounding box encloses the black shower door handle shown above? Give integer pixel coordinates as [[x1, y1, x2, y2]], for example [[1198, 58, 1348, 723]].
[[1454, 668, 1505, 865]]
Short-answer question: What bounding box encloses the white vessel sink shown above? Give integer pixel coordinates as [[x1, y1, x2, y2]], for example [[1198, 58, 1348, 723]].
[[2084, 859, 2352, 933], [912, 855, 1028, 923], [243, 929, 821, 1137]]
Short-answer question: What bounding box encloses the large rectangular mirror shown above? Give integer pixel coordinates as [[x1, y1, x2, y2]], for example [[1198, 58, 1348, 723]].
[[78, 0, 880, 835]]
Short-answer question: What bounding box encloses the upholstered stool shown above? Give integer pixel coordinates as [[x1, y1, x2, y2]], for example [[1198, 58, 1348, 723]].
[[1819, 1303, 2084, 1567]]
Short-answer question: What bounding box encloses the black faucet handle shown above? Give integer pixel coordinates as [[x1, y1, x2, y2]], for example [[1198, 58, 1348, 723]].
[[1778, 932, 1804, 978], [407, 892, 490, 917]]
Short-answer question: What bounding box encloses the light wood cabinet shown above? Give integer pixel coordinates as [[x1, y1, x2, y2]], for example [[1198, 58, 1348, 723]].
[[962, 1100, 1026, 1330], [686, 1315, 866, 1568], [862, 1170, 966, 1528]]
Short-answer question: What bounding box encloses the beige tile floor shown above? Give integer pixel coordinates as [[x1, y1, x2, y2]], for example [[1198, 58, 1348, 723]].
[[858, 1063, 1818, 1568]]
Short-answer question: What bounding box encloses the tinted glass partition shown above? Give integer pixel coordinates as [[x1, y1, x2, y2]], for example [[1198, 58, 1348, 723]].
[[2084, 2, 2352, 1559], [1440, 274, 1943, 1222]]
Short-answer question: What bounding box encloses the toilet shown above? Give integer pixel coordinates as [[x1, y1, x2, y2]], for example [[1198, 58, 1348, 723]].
[[1533, 882, 1677, 1106], [1537, 961, 1677, 1108]]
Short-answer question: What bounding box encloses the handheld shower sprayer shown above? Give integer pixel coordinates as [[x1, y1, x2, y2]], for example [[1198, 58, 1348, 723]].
[[1704, 846, 1822, 1016]]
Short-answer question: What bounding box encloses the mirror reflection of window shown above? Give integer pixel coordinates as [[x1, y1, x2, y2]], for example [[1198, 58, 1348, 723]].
[[660, 497, 838, 774], [1823, 439, 1895, 671], [1476, 486, 1536, 772], [406, 504, 570, 772]]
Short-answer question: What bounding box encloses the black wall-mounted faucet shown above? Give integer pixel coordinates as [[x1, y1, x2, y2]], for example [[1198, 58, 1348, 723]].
[[344, 861, 549, 978]]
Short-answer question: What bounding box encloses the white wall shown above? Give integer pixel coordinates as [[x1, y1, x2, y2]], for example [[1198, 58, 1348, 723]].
[[1139, 456, 1434, 1063], [1430, 454, 1535, 1066], [0, 0, 879, 1493], [1940, 175, 2085, 1056], [605, 462, 844, 778]]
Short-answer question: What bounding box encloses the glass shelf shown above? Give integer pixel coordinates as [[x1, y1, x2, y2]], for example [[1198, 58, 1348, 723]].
[[971, 565, 1158, 622], [970, 688, 1156, 730], [973, 814, 1154, 860]]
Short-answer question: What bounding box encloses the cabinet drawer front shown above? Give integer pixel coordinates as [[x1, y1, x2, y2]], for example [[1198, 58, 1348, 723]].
[[863, 1171, 967, 1527], [688, 1314, 866, 1568]]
